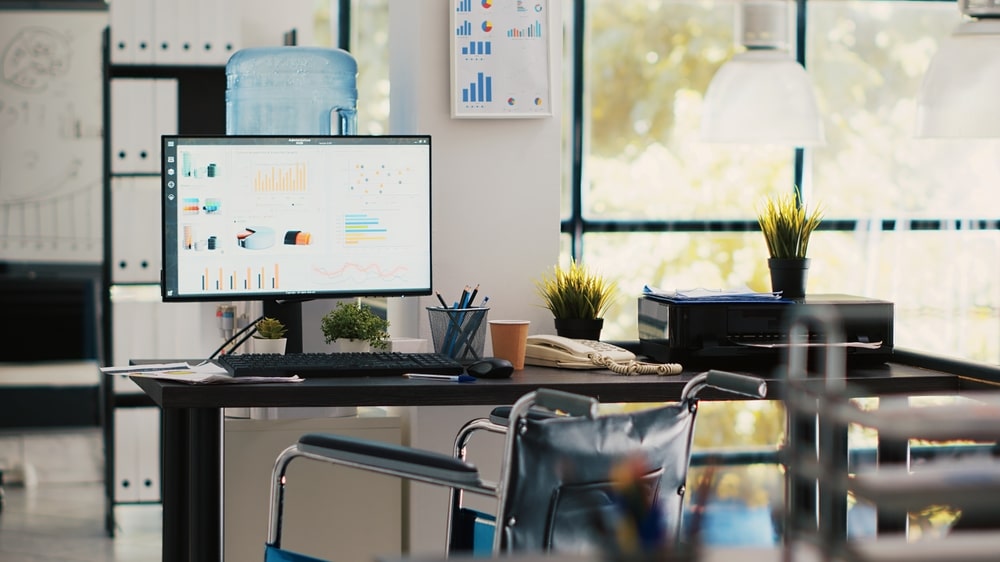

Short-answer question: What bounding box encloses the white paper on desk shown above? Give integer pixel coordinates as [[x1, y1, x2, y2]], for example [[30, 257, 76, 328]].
[[100, 362, 302, 384], [643, 285, 783, 301], [737, 340, 884, 349]]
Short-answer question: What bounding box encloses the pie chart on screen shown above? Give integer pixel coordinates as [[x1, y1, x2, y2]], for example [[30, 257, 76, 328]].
[[482, 0, 492, 7], [482, 21, 493, 32]]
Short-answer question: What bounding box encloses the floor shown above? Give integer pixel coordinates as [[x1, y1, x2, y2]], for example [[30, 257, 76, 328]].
[[0, 480, 161, 562]]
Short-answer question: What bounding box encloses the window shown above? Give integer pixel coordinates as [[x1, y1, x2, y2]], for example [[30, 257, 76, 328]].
[[573, 0, 1000, 364]]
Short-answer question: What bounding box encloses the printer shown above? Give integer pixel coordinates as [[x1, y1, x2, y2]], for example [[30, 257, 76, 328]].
[[638, 294, 893, 367]]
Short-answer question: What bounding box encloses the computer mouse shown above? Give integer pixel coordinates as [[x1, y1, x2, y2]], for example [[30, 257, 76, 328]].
[[467, 357, 515, 379]]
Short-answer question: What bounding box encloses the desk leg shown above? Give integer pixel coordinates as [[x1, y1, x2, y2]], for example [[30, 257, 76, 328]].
[[819, 414, 849, 545], [188, 407, 222, 562], [161, 406, 222, 562], [785, 408, 849, 544], [876, 396, 910, 536], [786, 410, 816, 539], [161, 407, 188, 562]]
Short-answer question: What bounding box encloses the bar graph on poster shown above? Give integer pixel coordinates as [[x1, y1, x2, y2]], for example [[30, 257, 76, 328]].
[[0, 11, 105, 263], [451, 0, 552, 118]]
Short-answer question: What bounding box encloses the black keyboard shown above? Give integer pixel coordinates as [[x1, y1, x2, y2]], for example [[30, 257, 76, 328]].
[[215, 352, 466, 378]]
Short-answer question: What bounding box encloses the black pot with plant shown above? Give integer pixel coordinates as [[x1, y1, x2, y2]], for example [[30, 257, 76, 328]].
[[535, 261, 617, 340], [757, 191, 823, 298]]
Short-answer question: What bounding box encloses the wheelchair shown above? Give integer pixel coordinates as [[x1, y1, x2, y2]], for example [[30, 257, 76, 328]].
[[263, 370, 767, 561]]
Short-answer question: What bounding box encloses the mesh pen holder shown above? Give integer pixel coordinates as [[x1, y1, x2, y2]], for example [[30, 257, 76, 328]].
[[427, 307, 489, 364]]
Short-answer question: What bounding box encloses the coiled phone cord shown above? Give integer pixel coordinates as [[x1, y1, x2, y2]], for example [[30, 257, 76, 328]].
[[590, 353, 683, 376]]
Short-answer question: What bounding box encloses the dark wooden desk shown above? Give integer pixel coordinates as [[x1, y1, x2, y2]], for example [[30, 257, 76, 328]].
[[131, 351, 999, 562]]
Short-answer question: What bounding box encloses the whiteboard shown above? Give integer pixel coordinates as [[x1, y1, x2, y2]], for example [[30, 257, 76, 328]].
[[0, 10, 106, 263]]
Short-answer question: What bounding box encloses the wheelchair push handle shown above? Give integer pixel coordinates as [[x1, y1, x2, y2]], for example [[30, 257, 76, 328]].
[[706, 370, 768, 398], [534, 388, 599, 417]]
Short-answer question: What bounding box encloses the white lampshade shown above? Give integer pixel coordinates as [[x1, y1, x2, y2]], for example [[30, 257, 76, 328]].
[[701, 0, 824, 146], [702, 49, 824, 145], [916, 18, 1000, 138]]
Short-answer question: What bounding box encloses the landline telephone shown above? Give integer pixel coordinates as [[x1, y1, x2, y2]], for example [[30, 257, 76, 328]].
[[524, 334, 682, 376]]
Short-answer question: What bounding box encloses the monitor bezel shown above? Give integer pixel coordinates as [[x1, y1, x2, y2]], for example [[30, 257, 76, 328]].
[[159, 134, 433, 303]]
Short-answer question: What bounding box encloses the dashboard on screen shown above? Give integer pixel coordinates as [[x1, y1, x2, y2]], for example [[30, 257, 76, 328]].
[[161, 135, 432, 302]]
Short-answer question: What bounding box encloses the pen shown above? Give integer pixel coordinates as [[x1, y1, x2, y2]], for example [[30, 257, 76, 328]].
[[404, 373, 477, 383], [102, 363, 188, 374], [435, 290, 449, 308]]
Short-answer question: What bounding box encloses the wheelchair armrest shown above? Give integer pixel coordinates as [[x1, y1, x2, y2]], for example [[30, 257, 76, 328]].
[[681, 370, 767, 401], [706, 370, 768, 398], [297, 432, 482, 487]]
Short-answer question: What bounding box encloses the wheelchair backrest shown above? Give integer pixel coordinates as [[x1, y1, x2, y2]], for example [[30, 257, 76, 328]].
[[498, 400, 696, 554]]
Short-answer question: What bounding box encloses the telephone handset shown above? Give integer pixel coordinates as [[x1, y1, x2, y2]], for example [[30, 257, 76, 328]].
[[524, 334, 682, 376], [525, 334, 635, 368]]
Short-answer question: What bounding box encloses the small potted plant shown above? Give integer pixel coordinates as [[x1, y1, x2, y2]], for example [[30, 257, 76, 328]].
[[320, 301, 391, 352], [756, 191, 823, 298], [535, 260, 617, 340], [253, 317, 288, 354]]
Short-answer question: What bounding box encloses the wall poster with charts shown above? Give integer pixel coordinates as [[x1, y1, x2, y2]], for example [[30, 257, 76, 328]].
[[450, 0, 552, 119]]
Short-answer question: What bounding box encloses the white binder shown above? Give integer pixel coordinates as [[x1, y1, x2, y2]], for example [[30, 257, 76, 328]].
[[113, 407, 161, 503], [109, 0, 135, 64], [152, 0, 180, 65], [175, 0, 201, 65], [110, 79, 142, 173], [111, 176, 160, 284], [133, 0, 155, 64], [153, 79, 179, 169]]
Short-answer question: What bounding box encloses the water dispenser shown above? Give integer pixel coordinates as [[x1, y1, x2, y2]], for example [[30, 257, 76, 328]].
[[225, 46, 358, 135]]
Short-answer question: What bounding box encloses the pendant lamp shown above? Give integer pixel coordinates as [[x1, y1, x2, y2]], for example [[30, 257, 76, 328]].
[[916, 0, 1000, 138], [701, 0, 824, 146]]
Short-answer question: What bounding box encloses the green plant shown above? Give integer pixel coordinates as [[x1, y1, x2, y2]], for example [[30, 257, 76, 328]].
[[320, 301, 391, 349], [255, 317, 287, 339], [535, 261, 617, 320], [756, 192, 824, 259]]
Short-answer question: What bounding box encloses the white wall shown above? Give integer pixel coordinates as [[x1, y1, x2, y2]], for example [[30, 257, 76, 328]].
[[239, 0, 316, 47], [386, 0, 563, 555], [386, 0, 562, 343]]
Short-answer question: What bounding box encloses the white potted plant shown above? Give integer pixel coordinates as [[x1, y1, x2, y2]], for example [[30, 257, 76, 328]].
[[320, 301, 390, 352], [252, 317, 288, 354]]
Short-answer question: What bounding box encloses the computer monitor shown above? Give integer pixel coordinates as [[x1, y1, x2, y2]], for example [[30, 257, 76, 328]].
[[160, 135, 433, 350]]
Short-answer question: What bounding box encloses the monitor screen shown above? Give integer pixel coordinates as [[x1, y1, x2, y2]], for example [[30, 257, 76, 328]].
[[161, 135, 432, 302]]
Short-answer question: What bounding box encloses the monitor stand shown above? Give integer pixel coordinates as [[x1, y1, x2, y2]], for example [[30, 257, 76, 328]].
[[262, 299, 303, 354]]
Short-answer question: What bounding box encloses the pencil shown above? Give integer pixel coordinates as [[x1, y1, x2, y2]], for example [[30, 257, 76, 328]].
[[435, 290, 448, 308]]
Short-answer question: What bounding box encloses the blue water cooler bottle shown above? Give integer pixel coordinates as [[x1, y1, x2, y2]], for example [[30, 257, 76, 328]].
[[226, 46, 358, 354], [225, 46, 358, 135]]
